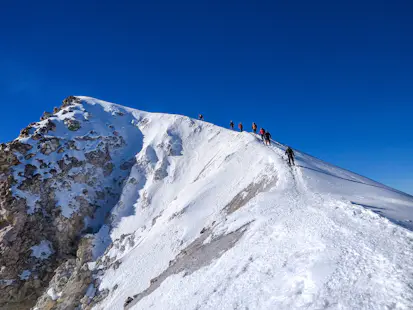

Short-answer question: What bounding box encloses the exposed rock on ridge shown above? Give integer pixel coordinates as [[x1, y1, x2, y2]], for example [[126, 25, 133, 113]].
[[0, 96, 140, 309]]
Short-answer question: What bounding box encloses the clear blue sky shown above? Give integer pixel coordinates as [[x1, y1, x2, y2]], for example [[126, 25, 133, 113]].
[[1, 0, 412, 194]]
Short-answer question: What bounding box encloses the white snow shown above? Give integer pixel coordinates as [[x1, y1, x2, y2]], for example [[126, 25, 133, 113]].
[[61, 97, 412, 310], [30, 240, 54, 260], [86, 283, 97, 298], [0, 279, 14, 286], [47, 287, 62, 301], [19, 270, 31, 280], [9, 96, 413, 309]]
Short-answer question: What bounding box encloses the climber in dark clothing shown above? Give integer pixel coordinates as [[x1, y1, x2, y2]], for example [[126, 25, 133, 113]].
[[285, 146, 295, 166], [264, 131, 271, 145], [238, 122, 243, 132], [230, 120, 234, 129], [198, 114, 204, 121], [252, 122, 257, 134]]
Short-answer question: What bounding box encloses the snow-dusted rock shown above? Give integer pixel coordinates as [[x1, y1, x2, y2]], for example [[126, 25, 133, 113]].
[[0, 96, 141, 309]]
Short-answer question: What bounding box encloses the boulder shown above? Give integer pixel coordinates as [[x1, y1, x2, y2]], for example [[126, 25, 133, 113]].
[[62, 96, 81, 108], [65, 119, 81, 131], [19, 126, 32, 138], [40, 112, 53, 121], [24, 164, 37, 178], [40, 138, 60, 155]]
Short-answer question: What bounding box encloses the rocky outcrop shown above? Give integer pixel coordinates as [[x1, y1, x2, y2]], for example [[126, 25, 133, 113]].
[[41, 112, 53, 121], [0, 96, 138, 309], [40, 138, 60, 155], [65, 119, 81, 131], [33, 236, 95, 310], [62, 96, 81, 108]]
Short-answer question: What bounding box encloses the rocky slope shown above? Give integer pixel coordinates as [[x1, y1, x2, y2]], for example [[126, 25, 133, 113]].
[[0, 96, 141, 309], [1, 96, 412, 310]]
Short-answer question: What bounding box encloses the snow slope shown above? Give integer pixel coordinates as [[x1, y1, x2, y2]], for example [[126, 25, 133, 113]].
[[63, 97, 413, 309]]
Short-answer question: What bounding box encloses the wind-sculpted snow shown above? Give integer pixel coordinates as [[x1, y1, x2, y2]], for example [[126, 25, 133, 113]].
[[291, 148, 413, 230], [56, 97, 411, 310], [1, 96, 413, 310]]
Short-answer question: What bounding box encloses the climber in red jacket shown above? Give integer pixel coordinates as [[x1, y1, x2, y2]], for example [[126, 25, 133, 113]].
[[259, 128, 265, 141]]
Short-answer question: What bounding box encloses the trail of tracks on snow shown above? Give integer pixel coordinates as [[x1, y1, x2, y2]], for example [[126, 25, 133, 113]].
[[257, 142, 413, 310], [97, 131, 413, 310]]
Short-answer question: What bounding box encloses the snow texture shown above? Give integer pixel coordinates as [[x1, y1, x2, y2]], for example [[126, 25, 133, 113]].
[[63, 97, 413, 310], [19, 270, 31, 280], [30, 240, 54, 260], [19, 97, 413, 310]]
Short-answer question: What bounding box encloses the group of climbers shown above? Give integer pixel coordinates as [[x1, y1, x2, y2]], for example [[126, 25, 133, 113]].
[[258, 127, 271, 146], [229, 120, 244, 132], [199, 114, 295, 166]]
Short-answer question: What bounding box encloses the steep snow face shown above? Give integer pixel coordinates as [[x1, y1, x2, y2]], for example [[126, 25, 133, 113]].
[[52, 98, 413, 310]]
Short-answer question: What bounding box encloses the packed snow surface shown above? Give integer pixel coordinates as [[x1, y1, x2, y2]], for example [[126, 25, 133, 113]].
[[55, 97, 413, 309]]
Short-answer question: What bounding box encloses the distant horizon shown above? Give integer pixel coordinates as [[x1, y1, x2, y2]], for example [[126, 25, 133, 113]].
[[1, 0, 412, 195]]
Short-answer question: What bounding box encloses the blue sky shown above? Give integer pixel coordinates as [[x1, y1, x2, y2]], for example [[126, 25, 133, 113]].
[[1, 0, 412, 194]]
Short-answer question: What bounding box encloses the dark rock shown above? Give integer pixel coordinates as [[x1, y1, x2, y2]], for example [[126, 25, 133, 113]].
[[57, 157, 84, 173], [19, 126, 32, 138], [31, 133, 42, 141], [9, 141, 33, 155], [103, 163, 114, 177], [85, 148, 111, 167], [25, 154, 36, 160], [62, 96, 81, 108], [40, 111, 53, 121], [0, 147, 20, 174], [65, 140, 78, 151], [40, 138, 60, 155], [124, 297, 133, 307], [44, 120, 56, 132], [24, 164, 37, 178], [120, 158, 136, 171], [65, 119, 81, 131]]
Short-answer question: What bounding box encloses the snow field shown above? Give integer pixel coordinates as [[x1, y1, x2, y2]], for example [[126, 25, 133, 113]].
[[33, 97, 412, 310]]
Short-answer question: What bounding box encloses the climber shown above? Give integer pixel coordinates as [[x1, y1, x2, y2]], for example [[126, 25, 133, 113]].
[[264, 131, 271, 145], [124, 297, 134, 308], [285, 146, 295, 166], [230, 120, 234, 129], [252, 122, 257, 134], [259, 128, 265, 141], [198, 114, 204, 121], [238, 122, 243, 132]]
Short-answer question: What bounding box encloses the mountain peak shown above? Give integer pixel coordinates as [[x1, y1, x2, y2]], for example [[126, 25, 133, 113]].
[[0, 96, 412, 310]]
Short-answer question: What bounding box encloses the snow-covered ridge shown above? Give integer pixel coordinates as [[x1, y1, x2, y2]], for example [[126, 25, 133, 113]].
[[0, 96, 412, 310]]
